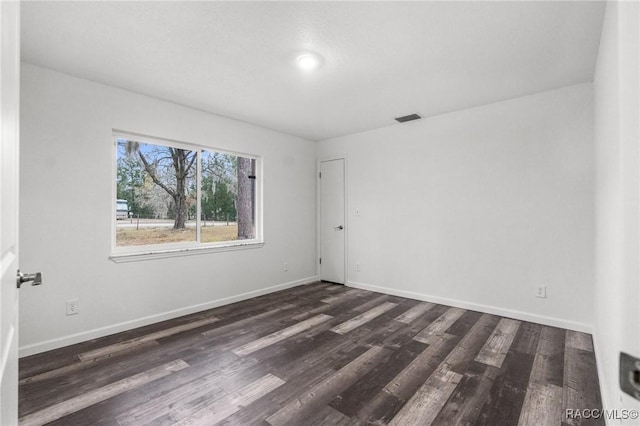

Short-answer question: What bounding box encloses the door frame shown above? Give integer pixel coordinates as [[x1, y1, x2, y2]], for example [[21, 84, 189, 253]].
[[317, 155, 348, 285], [0, 0, 21, 423]]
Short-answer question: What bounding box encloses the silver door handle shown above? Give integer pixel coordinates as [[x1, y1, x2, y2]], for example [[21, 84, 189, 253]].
[[17, 270, 42, 289], [334, 225, 344, 230]]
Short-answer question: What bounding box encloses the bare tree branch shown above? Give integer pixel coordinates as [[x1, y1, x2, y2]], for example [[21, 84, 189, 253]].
[[138, 151, 176, 197], [185, 151, 197, 176]]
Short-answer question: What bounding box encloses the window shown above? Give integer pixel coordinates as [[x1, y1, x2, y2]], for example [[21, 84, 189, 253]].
[[113, 132, 261, 257]]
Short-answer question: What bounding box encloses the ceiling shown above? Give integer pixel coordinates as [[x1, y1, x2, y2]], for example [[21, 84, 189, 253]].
[[21, 1, 606, 141]]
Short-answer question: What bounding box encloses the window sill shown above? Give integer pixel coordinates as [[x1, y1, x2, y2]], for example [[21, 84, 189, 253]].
[[110, 241, 264, 263]]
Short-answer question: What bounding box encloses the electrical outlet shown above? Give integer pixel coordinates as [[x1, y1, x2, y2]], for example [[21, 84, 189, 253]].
[[66, 299, 79, 315], [535, 285, 547, 298], [356, 263, 361, 272], [283, 262, 289, 272]]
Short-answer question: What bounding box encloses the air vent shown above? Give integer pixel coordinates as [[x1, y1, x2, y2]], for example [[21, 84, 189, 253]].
[[394, 113, 422, 123]]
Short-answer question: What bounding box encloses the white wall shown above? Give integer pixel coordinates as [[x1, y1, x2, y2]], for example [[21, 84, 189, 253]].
[[19, 64, 317, 356], [318, 83, 595, 331], [593, 1, 640, 421]]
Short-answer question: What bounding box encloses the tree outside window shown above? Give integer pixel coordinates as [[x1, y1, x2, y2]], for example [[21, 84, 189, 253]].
[[115, 136, 258, 248]]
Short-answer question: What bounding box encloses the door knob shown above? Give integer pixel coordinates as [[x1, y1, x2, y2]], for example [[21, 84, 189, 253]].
[[17, 270, 42, 289], [334, 225, 344, 230]]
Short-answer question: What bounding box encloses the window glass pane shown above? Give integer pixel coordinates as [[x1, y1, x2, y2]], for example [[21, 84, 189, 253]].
[[116, 139, 197, 246], [200, 150, 256, 243]]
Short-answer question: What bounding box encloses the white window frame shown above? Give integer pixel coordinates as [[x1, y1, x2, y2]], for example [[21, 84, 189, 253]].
[[110, 131, 263, 262]]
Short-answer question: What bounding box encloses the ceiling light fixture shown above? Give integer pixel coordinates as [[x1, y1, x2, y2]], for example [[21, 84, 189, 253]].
[[296, 53, 322, 72]]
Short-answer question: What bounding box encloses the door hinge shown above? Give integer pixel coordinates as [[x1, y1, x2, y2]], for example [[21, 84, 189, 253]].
[[319, 258, 322, 264], [319, 172, 321, 179]]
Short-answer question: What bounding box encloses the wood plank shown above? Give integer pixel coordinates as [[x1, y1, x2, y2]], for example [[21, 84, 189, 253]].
[[19, 341, 160, 385], [321, 289, 367, 304], [248, 322, 338, 365], [509, 321, 542, 355], [330, 302, 398, 335], [325, 284, 342, 291], [122, 385, 226, 426], [306, 405, 359, 426], [383, 333, 458, 400], [115, 366, 235, 425], [200, 303, 297, 338], [445, 309, 484, 337], [77, 317, 221, 361], [517, 326, 566, 425], [219, 368, 337, 425], [266, 346, 388, 426], [329, 339, 426, 418], [393, 302, 434, 324], [283, 300, 402, 362], [232, 314, 333, 356], [475, 318, 521, 368], [23, 351, 248, 425], [562, 344, 604, 426], [431, 360, 492, 424], [338, 307, 407, 349], [181, 307, 326, 367], [19, 359, 188, 426], [21, 341, 198, 415], [565, 330, 594, 352], [518, 382, 563, 426], [382, 314, 498, 423], [530, 326, 566, 387], [173, 373, 285, 425], [219, 363, 338, 425], [348, 295, 391, 314], [263, 332, 360, 381], [388, 369, 463, 426], [291, 290, 377, 321], [282, 282, 332, 298], [255, 323, 382, 383], [18, 308, 221, 381], [412, 307, 466, 344], [321, 294, 347, 304], [435, 313, 501, 375], [379, 304, 449, 350], [474, 350, 536, 426], [355, 391, 404, 425]]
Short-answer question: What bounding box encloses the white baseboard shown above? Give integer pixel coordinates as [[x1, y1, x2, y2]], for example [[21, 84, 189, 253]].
[[591, 330, 617, 426], [347, 280, 593, 334], [19, 275, 319, 358]]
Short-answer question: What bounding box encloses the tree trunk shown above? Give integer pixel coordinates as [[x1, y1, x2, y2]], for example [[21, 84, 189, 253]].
[[135, 146, 196, 230], [237, 157, 253, 239], [173, 176, 187, 229]]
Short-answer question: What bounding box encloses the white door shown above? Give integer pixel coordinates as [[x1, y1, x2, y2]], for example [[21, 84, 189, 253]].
[[1, 1, 21, 424], [320, 159, 345, 284]]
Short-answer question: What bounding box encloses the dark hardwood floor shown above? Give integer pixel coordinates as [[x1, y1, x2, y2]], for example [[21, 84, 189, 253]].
[[19, 282, 603, 425]]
